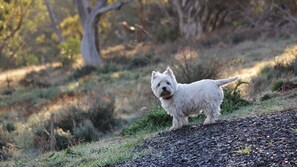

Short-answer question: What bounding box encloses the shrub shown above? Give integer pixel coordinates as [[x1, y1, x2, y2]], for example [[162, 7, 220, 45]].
[[71, 65, 97, 80], [172, 55, 220, 83], [58, 38, 80, 66], [271, 80, 284, 92], [156, 26, 179, 42], [86, 92, 118, 132], [271, 80, 297, 92], [221, 81, 250, 113], [98, 62, 119, 74], [33, 124, 73, 151], [3, 122, 16, 132], [128, 56, 151, 69], [54, 128, 73, 150], [54, 106, 85, 133], [260, 93, 275, 101], [0, 128, 12, 161], [73, 120, 102, 142]]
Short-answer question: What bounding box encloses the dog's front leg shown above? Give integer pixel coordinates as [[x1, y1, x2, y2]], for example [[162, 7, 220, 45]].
[[170, 116, 179, 130]]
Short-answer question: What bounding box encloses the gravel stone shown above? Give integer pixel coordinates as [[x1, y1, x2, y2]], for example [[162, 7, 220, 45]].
[[116, 110, 297, 167]]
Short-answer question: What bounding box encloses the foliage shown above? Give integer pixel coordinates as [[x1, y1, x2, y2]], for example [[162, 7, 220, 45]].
[[221, 81, 250, 113], [98, 62, 119, 73], [2, 122, 16, 133], [156, 26, 179, 42], [58, 37, 80, 66], [251, 56, 297, 94], [87, 92, 117, 132], [73, 120, 102, 143], [0, 128, 12, 161], [128, 55, 151, 69], [272, 80, 284, 92], [71, 65, 97, 80]]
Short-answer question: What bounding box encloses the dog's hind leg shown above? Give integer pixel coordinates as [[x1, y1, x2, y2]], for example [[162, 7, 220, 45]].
[[203, 105, 220, 125]]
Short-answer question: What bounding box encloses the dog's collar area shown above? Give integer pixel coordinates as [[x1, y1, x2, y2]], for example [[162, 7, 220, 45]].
[[162, 95, 173, 100]]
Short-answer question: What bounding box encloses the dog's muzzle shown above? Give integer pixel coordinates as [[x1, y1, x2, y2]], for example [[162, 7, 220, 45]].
[[160, 90, 172, 99]]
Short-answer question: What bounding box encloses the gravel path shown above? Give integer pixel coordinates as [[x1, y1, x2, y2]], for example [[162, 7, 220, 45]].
[[117, 110, 297, 167]]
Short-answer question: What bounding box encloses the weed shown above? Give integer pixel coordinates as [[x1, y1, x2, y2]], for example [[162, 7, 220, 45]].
[[221, 81, 250, 113], [292, 128, 297, 133], [234, 146, 252, 155]]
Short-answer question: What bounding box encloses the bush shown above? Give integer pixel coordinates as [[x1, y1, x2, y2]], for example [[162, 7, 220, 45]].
[[98, 62, 119, 74], [71, 65, 98, 80], [271, 80, 284, 92], [0, 128, 12, 161], [54, 106, 85, 133], [172, 55, 220, 83], [58, 38, 80, 66], [221, 81, 250, 113], [54, 128, 73, 150], [3, 122, 16, 132], [128, 56, 151, 69], [73, 120, 102, 142], [87, 92, 118, 132], [156, 26, 179, 42]]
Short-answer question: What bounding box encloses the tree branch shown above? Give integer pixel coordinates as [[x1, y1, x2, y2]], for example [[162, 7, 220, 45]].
[[89, 0, 130, 23]]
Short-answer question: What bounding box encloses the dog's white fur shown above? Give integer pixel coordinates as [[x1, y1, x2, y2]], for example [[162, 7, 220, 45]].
[[151, 67, 238, 130]]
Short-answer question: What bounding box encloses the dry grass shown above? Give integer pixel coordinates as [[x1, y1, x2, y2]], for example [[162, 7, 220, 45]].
[[1, 36, 297, 166]]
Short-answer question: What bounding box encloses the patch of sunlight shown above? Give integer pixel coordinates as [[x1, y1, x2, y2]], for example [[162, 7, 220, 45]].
[[111, 72, 121, 78], [0, 62, 60, 88], [238, 44, 297, 82]]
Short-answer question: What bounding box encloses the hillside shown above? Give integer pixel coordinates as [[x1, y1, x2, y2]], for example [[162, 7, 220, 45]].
[[118, 110, 297, 166], [0, 36, 297, 166]]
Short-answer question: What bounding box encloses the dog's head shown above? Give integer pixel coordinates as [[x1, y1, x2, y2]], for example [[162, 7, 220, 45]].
[[151, 67, 178, 100]]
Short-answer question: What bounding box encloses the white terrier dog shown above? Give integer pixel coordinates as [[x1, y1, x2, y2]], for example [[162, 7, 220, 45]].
[[151, 67, 238, 130]]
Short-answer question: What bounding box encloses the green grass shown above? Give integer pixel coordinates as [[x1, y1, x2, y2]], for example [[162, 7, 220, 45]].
[[15, 133, 155, 167]]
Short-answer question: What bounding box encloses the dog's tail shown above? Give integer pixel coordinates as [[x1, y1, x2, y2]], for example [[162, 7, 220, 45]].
[[215, 76, 239, 86]]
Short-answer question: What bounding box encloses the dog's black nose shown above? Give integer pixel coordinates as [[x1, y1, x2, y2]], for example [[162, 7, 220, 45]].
[[162, 87, 167, 91]]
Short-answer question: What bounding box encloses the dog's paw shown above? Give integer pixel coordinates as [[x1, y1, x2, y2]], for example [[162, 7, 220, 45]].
[[169, 126, 178, 131]]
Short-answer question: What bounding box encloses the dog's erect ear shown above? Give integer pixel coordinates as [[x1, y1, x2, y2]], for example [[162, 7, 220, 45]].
[[151, 71, 157, 80], [164, 67, 174, 77], [164, 67, 177, 83]]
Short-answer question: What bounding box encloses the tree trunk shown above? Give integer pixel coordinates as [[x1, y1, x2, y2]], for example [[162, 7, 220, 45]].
[[173, 0, 203, 39], [75, 0, 129, 66]]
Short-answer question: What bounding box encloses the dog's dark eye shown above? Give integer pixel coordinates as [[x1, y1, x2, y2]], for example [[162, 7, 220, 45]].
[[166, 82, 170, 85], [157, 83, 160, 87]]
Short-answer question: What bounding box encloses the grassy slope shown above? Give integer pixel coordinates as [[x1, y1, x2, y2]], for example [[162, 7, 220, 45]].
[[1, 37, 297, 166], [14, 90, 297, 167]]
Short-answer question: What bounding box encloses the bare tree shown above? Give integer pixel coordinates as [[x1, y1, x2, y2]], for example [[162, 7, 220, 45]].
[[173, 0, 229, 39], [74, 0, 129, 66]]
